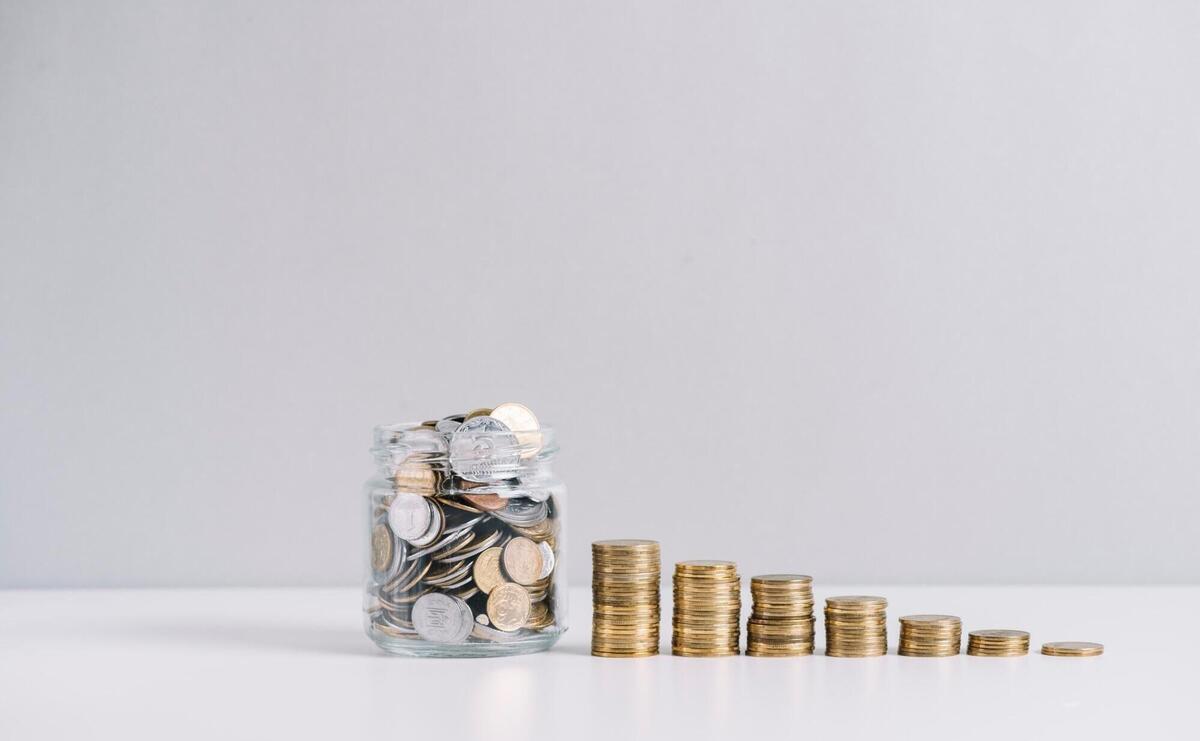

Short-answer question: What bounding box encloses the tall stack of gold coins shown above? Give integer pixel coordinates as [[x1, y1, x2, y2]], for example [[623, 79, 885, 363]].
[[898, 614, 962, 656], [672, 561, 741, 657], [591, 540, 661, 657], [967, 629, 1030, 656], [1041, 641, 1103, 657], [745, 574, 815, 656], [824, 595, 888, 657]]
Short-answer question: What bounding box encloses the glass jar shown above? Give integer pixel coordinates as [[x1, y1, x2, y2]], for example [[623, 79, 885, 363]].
[[363, 415, 567, 657]]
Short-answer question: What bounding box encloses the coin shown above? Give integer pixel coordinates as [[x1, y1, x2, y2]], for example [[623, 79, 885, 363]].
[[462, 492, 508, 511], [388, 493, 432, 542], [393, 462, 438, 494], [412, 593, 474, 644], [537, 541, 556, 579], [502, 537, 544, 585], [472, 546, 506, 594], [488, 583, 532, 631], [435, 416, 463, 434], [449, 415, 520, 483], [489, 402, 543, 459], [405, 499, 444, 548], [1041, 641, 1103, 657], [371, 523, 394, 572]]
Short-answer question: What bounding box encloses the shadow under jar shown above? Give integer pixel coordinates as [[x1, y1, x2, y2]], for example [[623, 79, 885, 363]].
[[363, 416, 567, 657]]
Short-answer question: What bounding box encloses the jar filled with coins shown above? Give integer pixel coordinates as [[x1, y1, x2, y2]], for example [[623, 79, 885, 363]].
[[363, 403, 567, 657]]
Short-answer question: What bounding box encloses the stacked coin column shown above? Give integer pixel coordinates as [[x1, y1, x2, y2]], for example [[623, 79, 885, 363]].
[[898, 614, 962, 657], [824, 595, 888, 657], [746, 574, 815, 656], [967, 629, 1030, 657], [591, 540, 661, 657], [672, 561, 741, 657]]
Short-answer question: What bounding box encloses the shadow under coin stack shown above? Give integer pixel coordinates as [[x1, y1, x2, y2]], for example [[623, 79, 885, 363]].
[[591, 540, 662, 657], [746, 574, 815, 656], [898, 614, 962, 657], [824, 595, 888, 657], [967, 629, 1030, 657], [672, 561, 741, 657]]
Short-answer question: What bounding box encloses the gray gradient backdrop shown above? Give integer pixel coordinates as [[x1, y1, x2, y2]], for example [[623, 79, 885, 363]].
[[3, 1, 1199, 587]]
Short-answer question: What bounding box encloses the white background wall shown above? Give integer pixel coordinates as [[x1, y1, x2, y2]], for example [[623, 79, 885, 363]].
[[3, 1, 1198, 588]]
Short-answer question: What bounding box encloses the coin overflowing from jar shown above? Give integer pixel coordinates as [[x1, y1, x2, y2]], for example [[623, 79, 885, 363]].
[[746, 574, 815, 657], [898, 614, 962, 657], [825, 595, 888, 657], [672, 561, 741, 657], [591, 539, 661, 657], [967, 629, 1030, 657], [363, 404, 566, 656], [1041, 641, 1103, 657]]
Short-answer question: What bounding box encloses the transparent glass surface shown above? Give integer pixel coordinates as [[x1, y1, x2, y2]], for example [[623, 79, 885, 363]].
[[364, 422, 567, 657]]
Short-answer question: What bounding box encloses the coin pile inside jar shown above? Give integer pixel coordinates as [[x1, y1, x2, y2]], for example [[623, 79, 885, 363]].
[[967, 629, 1030, 657], [672, 561, 741, 657], [591, 540, 662, 657], [824, 595, 888, 657], [898, 614, 962, 657], [1041, 641, 1103, 657], [745, 574, 815, 657], [365, 403, 562, 648]]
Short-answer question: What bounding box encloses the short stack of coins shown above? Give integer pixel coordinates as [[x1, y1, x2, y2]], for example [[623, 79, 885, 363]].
[[824, 595, 888, 657], [1041, 641, 1103, 657], [672, 561, 741, 657], [898, 614, 962, 657], [967, 629, 1030, 656], [746, 574, 815, 656], [591, 540, 662, 657]]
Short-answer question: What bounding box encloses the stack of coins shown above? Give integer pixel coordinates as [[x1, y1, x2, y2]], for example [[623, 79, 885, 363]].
[[672, 561, 741, 657], [746, 574, 815, 657], [824, 595, 888, 657], [967, 629, 1030, 656], [898, 614, 962, 657], [1041, 641, 1103, 657], [591, 540, 662, 657]]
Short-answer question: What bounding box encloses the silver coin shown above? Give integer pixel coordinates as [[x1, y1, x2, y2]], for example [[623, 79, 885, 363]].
[[408, 521, 471, 559], [412, 593, 474, 644], [406, 501, 444, 548], [436, 530, 504, 564], [435, 416, 464, 434], [537, 541, 556, 579], [490, 498, 548, 527], [388, 493, 432, 542], [449, 416, 520, 483], [471, 622, 524, 643]]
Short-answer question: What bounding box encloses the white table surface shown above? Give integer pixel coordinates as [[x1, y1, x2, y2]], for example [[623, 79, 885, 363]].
[[1, 585, 1194, 740]]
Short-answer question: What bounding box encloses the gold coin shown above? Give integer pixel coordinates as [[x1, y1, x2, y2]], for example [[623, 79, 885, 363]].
[[487, 583, 531, 631], [463, 407, 493, 420], [461, 493, 508, 511], [393, 463, 438, 494], [472, 546, 505, 594], [826, 595, 887, 608], [371, 523, 393, 572], [489, 402, 543, 459], [751, 574, 812, 585], [1041, 641, 1103, 657], [970, 630, 1029, 640], [900, 614, 961, 625], [502, 537, 544, 585]]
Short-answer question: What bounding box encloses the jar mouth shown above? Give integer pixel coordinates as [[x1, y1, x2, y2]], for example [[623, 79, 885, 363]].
[[371, 421, 558, 477]]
